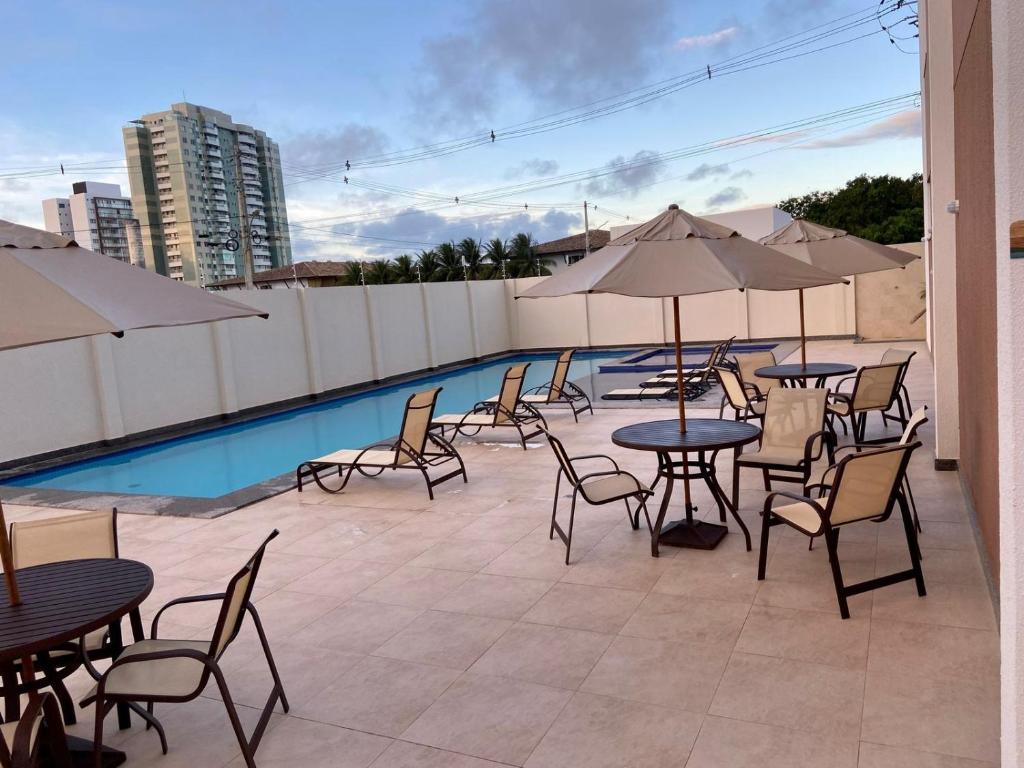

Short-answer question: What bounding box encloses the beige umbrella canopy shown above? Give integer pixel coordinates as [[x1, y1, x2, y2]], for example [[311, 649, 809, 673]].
[[0, 219, 268, 605], [759, 219, 918, 366], [518, 205, 848, 429], [0, 219, 268, 352]]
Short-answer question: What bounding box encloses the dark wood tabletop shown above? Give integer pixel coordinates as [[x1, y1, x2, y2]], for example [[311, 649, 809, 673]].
[[612, 418, 761, 452], [0, 559, 153, 663], [754, 363, 857, 380]]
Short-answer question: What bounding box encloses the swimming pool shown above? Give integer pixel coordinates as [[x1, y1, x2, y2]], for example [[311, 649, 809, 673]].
[[6, 351, 623, 500], [598, 342, 778, 374]]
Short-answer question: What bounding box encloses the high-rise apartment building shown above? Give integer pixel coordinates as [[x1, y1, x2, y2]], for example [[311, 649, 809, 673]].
[[41, 181, 143, 265], [122, 102, 292, 287]]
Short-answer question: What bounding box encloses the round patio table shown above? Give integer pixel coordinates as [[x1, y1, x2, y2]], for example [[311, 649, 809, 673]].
[[612, 418, 761, 556], [754, 362, 857, 388], [0, 558, 153, 767]]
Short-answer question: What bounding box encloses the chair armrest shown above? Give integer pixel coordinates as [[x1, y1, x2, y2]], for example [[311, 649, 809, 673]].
[[762, 490, 825, 516], [743, 383, 765, 401], [576, 470, 651, 497], [834, 375, 857, 391], [151, 592, 226, 638], [569, 453, 620, 471], [803, 429, 834, 465]]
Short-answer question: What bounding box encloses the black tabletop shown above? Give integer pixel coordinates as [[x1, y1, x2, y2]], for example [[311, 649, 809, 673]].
[[0, 559, 153, 662], [612, 418, 761, 452], [754, 363, 857, 380]]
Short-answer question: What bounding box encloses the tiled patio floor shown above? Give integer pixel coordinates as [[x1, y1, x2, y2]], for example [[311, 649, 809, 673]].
[[6, 340, 999, 767]]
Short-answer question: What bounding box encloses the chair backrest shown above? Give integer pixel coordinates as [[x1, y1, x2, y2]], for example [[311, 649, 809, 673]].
[[494, 363, 530, 424], [396, 388, 442, 464], [716, 337, 736, 366], [209, 529, 279, 660], [714, 367, 750, 411], [850, 363, 903, 410], [827, 442, 918, 526], [547, 349, 575, 401], [900, 406, 929, 445], [11, 509, 118, 569], [761, 387, 828, 455], [735, 350, 777, 393], [881, 347, 916, 390], [543, 430, 580, 486]]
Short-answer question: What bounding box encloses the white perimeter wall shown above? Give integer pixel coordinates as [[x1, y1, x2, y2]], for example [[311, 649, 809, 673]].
[[0, 268, 910, 465]]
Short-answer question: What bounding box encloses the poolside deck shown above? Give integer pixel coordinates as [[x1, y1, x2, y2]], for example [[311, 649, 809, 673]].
[[5, 339, 998, 767]]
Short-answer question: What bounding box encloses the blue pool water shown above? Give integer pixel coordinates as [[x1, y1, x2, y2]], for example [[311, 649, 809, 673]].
[[8, 351, 623, 499]]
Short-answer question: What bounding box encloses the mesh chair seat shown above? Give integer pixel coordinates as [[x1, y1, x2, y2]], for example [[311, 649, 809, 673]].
[[828, 400, 851, 416], [44, 628, 107, 659], [85, 639, 211, 699], [751, 400, 766, 415], [432, 413, 500, 426], [311, 449, 402, 466], [581, 474, 650, 503], [737, 446, 806, 467], [770, 498, 827, 535], [485, 394, 548, 404], [603, 387, 673, 399]]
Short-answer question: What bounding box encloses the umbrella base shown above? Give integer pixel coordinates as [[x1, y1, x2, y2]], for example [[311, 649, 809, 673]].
[[657, 519, 728, 550]]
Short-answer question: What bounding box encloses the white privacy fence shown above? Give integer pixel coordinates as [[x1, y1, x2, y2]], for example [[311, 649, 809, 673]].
[[0, 255, 923, 465]]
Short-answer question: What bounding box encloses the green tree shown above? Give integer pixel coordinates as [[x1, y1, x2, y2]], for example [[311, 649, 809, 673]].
[[432, 241, 465, 281], [484, 237, 511, 278], [415, 249, 440, 281], [391, 254, 418, 283], [777, 173, 923, 245], [506, 232, 553, 277], [457, 237, 491, 279], [363, 258, 394, 285], [339, 260, 364, 286]]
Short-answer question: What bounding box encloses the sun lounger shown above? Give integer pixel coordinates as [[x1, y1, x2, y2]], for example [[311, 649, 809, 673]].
[[485, 349, 592, 421]]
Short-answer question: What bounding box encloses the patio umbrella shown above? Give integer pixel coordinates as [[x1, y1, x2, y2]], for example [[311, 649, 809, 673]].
[[0, 219, 268, 604], [517, 205, 848, 432], [760, 219, 918, 366]]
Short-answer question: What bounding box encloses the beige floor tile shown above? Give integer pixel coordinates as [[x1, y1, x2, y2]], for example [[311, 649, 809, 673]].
[[296, 655, 460, 737], [300, 600, 423, 653], [860, 668, 999, 763], [433, 573, 555, 620], [522, 582, 645, 633], [735, 605, 871, 669], [560, 552, 672, 591], [452, 515, 544, 543], [469, 622, 612, 689], [357, 566, 472, 607], [870, 579, 996, 630], [685, 715, 859, 768], [875, 547, 986, 586], [754, 576, 873, 617], [223, 717, 391, 768], [401, 673, 572, 766], [285, 558, 399, 598], [867, 620, 999, 682], [250, 589, 347, 639], [524, 691, 701, 768], [652, 552, 760, 603], [619, 592, 750, 644], [580, 635, 730, 713], [342, 530, 445, 565], [374, 610, 512, 669], [709, 652, 865, 739], [387, 511, 478, 539], [409, 539, 513, 572], [857, 742, 995, 768], [370, 741, 514, 767], [280, 520, 389, 558]]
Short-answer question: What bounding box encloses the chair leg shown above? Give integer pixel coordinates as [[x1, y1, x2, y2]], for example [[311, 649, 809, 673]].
[[564, 495, 578, 565], [92, 699, 113, 768], [757, 512, 772, 581], [904, 477, 922, 534], [823, 528, 851, 619], [899, 494, 927, 597], [549, 472, 562, 541], [35, 654, 76, 726], [624, 499, 639, 531], [637, 496, 653, 533], [129, 702, 167, 754], [211, 668, 259, 768], [762, 468, 771, 492], [245, 603, 291, 713]]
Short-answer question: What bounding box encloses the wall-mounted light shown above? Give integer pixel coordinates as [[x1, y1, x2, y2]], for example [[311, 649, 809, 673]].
[[946, 200, 960, 214]]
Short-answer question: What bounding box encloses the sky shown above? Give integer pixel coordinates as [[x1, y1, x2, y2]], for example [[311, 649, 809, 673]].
[[0, 0, 922, 261]]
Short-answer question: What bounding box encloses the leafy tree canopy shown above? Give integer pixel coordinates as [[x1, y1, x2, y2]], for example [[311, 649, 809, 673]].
[[777, 173, 923, 245]]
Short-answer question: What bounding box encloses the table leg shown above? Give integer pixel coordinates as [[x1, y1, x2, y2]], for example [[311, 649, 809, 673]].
[[649, 452, 675, 558], [2, 661, 20, 721], [702, 448, 752, 551], [651, 451, 729, 552], [129, 608, 145, 643], [107, 620, 132, 731]]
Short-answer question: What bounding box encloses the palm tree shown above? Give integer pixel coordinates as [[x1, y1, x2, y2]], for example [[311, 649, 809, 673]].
[[507, 232, 554, 277], [391, 254, 418, 283], [415, 249, 440, 282], [457, 237, 490, 279], [363, 258, 394, 285], [339, 260, 364, 286], [484, 237, 511, 279], [432, 241, 464, 281]]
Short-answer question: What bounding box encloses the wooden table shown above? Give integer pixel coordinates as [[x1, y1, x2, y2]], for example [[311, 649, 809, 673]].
[[0, 558, 153, 767], [612, 419, 761, 556], [754, 362, 857, 388]]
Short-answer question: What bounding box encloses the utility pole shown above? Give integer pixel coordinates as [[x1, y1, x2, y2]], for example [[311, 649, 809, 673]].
[[584, 200, 591, 258], [232, 143, 254, 290]]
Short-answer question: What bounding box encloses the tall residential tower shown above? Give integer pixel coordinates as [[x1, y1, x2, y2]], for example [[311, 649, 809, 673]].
[[122, 103, 291, 287], [41, 181, 143, 265]]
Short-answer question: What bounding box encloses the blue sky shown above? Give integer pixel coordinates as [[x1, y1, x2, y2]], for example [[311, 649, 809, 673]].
[[0, 0, 922, 260]]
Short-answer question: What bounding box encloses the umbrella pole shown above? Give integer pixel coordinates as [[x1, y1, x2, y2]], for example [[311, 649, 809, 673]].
[[672, 297, 687, 433], [798, 288, 807, 370], [0, 501, 21, 606]]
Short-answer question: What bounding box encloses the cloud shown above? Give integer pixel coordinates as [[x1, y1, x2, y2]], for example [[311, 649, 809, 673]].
[[675, 25, 741, 50], [282, 124, 389, 168], [503, 158, 560, 180], [582, 150, 666, 198], [413, 0, 672, 128], [705, 186, 746, 209], [685, 162, 731, 181], [797, 110, 922, 149], [730, 168, 753, 180]]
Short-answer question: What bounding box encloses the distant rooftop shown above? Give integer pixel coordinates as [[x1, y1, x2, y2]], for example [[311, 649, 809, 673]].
[[535, 229, 610, 256], [208, 260, 349, 288]]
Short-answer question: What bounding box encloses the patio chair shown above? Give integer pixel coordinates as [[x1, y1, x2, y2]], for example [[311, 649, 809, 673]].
[[714, 367, 766, 425], [880, 348, 916, 427], [431, 363, 546, 450], [601, 385, 678, 401], [827, 363, 904, 441], [732, 387, 832, 512], [543, 430, 653, 564], [757, 442, 925, 619], [80, 531, 288, 768], [297, 387, 467, 500], [734, 350, 777, 400], [0, 692, 72, 768], [486, 349, 593, 421], [8, 509, 121, 725]]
